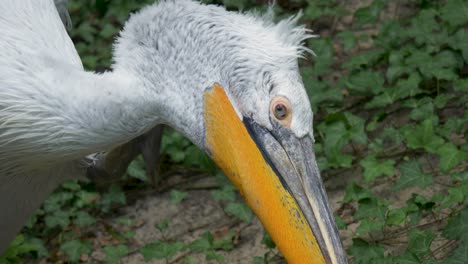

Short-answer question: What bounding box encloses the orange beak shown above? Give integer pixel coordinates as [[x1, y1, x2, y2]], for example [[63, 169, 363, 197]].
[[204, 84, 347, 263]]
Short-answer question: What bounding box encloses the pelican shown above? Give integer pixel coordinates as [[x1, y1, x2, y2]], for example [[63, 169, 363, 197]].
[[0, 0, 347, 263]]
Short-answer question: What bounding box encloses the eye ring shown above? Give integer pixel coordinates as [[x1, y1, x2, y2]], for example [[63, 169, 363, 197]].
[[270, 96, 292, 127]]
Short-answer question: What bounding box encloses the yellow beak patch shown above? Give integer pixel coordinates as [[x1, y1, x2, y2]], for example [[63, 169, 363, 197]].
[[204, 84, 325, 263]]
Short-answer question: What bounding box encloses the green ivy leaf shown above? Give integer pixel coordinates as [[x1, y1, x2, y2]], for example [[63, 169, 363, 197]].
[[432, 67, 458, 81], [317, 113, 366, 168], [354, 0, 386, 26], [394, 159, 433, 190], [100, 23, 118, 39], [343, 183, 373, 203], [439, 117, 467, 140], [408, 194, 435, 211], [81, 55, 97, 70], [449, 29, 468, 63], [381, 127, 404, 145], [386, 208, 407, 226], [303, 2, 343, 20], [24, 237, 48, 258], [25, 214, 38, 229], [386, 65, 412, 83], [261, 233, 276, 249], [393, 251, 420, 264], [349, 238, 385, 263], [345, 70, 385, 96], [408, 229, 435, 258], [75, 190, 99, 208], [224, 202, 253, 223], [211, 185, 236, 202], [45, 210, 71, 229], [337, 31, 357, 51], [170, 190, 188, 205], [155, 218, 171, 232], [61, 180, 82, 191], [183, 145, 215, 171], [253, 256, 267, 264], [406, 50, 459, 80], [123, 231, 135, 240], [343, 49, 385, 70], [212, 230, 235, 251], [366, 112, 388, 132], [407, 9, 438, 46], [60, 240, 92, 264], [356, 219, 385, 235], [74, 211, 96, 227], [308, 38, 334, 75], [354, 198, 388, 221], [317, 120, 353, 168], [365, 73, 422, 109], [452, 171, 468, 182], [104, 245, 129, 263], [0, 235, 49, 263], [344, 113, 368, 144], [161, 129, 192, 163], [376, 21, 408, 50], [205, 250, 224, 261], [453, 78, 468, 92], [403, 119, 444, 153], [127, 156, 148, 182], [184, 256, 198, 264], [72, 22, 97, 43], [220, 0, 248, 10], [189, 232, 213, 252], [440, 0, 468, 28], [434, 94, 454, 108], [364, 91, 395, 109], [423, 258, 439, 264], [98, 184, 126, 213], [140, 241, 185, 261], [335, 215, 347, 230], [410, 102, 434, 121], [437, 143, 465, 173], [360, 156, 395, 183], [43, 191, 74, 213], [440, 187, 465, 208], [302, 74, 342, 112], [443, 207, 468, 241], [115, 216, 133, 226]]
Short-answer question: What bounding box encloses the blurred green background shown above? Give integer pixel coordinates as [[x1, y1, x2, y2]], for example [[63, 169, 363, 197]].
[[1, 0, 467, 263]]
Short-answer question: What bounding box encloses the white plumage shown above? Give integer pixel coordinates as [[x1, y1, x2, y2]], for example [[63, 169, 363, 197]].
[[0, 0, 322, 256]]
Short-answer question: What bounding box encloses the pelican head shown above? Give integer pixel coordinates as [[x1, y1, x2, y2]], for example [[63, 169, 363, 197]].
[[111, 1, 347, 263]]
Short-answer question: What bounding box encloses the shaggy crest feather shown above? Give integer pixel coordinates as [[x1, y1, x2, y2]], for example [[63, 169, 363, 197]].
[[244, 4, 316, 58]]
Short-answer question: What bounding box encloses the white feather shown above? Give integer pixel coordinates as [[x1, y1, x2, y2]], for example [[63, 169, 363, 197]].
[[0, 0, 315, 251]]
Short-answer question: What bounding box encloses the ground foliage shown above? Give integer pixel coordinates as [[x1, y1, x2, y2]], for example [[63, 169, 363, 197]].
[[1, 0, 467, 263]]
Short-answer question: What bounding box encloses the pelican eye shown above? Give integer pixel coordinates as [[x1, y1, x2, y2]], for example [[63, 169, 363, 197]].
[[270, 96, 292, 127], [274, 104, 288, 120]]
